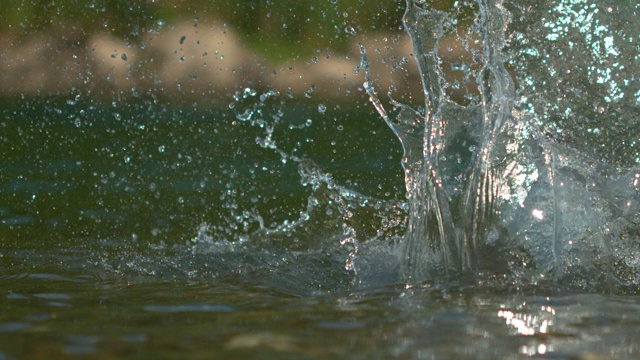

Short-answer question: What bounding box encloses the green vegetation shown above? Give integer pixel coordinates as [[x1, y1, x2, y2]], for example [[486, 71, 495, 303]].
[[0, 0, 411, 59]]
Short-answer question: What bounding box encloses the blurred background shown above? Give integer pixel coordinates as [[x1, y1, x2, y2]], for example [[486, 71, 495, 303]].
[[2, 0, 447, 247], [0, 0, 438, 104]]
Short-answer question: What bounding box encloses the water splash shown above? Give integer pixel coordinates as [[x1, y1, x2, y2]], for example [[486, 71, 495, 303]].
[[81, 0, 640, 294], [363, 0, 640, 290], [87, 84, 408, 292]]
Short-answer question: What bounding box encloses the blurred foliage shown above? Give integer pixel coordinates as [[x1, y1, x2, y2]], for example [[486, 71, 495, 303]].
[[0, 1, 461, 59], [0, 0, 413, 58]]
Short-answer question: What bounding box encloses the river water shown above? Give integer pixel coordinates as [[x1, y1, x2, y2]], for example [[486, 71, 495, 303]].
[[2, 0, 640, 358]]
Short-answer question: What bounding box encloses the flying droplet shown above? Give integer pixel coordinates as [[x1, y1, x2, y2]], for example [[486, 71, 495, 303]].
[[345, 26, 357, 36]]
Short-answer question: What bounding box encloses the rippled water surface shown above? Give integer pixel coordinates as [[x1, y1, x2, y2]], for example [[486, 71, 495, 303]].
[[3, 256, 640, 359]]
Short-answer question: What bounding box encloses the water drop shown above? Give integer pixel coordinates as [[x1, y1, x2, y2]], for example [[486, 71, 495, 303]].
[[345, 26, 357, 36], [121, 53, 127, 61], [305, 84, 317, 98], [625, 251, 640, 267], [318, 104, 327, 113], [158, 145, 166, 153], [180, 35, 186, 45], [243, 88, 257, 98]]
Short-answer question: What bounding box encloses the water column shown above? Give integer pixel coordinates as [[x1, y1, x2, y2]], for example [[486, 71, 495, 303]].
[[374, 0, 517, 284]]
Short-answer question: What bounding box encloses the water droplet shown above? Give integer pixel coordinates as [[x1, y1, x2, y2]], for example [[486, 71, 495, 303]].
[[305, 84, 317, 98], [318, 104, 327, 113], [243, 88, 257, 98], [121, 53, 127, 61], [158, 145, 166, 153], [180, 35, 186, 45]]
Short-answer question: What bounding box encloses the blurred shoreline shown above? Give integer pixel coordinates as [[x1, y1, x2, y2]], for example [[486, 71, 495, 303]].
[[0, 20, 424, 105]]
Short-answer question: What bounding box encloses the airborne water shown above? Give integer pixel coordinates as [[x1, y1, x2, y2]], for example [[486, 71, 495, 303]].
[[2, 0, 640, 358], [358, 0, 640, 292]]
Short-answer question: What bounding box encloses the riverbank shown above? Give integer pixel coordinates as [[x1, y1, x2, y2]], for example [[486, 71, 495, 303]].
[[0, 20, 425, 105]]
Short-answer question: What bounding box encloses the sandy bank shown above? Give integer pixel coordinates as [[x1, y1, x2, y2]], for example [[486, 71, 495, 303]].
[[0, 20, 478, 104]]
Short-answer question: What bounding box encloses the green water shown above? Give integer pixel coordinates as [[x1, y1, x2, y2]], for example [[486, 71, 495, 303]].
[[1, 98, 401, 247], [1, 98, 640, 359]]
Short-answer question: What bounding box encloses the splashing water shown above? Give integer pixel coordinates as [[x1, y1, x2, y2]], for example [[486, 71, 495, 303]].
[[7, 3, 640, 359], [361, 0, 640, 291], [78, 0, 640, 294]]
